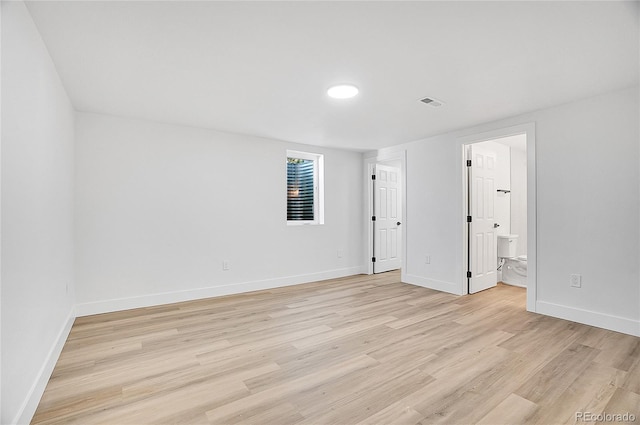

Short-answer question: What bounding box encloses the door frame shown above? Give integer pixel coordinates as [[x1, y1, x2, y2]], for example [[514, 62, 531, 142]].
[[459, 123, 537, 312], [363, 150, 407, 277]]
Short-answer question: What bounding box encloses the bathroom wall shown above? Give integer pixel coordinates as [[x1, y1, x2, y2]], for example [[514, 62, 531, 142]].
[[510, 142, 527, 256], [489, 134, 528, 256]]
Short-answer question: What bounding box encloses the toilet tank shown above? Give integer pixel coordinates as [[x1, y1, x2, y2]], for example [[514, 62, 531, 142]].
[[497, 235, 518, 258]]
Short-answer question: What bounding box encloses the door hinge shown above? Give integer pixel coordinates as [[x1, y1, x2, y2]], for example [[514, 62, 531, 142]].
[[466, 216, 472, 223], [466, 159, 472, 167], [467, 271, 472, 278], [372, 216, 376, 221], [372, 257, 376, 263], [371, 174, 376, 180]]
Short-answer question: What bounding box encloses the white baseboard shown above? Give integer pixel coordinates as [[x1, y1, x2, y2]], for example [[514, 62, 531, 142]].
[[13, 308, 75, 425], [536, 301, 640, 337], [402, 273, 462, 295], [76, 266, 365, 317]]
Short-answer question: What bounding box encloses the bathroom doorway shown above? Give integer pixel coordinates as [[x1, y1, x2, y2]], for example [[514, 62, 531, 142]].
[[460, 124, 537, 312]]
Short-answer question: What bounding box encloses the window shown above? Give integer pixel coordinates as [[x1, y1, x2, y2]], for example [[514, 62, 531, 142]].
[[287, 150, 324, 225]]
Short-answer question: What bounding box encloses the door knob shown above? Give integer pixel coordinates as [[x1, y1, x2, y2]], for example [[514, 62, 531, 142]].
[[494, 223, 500, 228], [397, 222, 402, 225]]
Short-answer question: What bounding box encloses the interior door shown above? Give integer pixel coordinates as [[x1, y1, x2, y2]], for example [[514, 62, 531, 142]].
[[373, 164, 402, 273], [469, 144, 498, 293]]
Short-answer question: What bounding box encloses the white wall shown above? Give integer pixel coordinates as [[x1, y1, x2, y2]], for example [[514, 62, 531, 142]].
[[1, 2, 76, 424], [1, 3, 4, 421], [375, 86, 639, 336], [75, 113, 364, 314], [484, 134, 528, 254], [510, 142, 527, 256]]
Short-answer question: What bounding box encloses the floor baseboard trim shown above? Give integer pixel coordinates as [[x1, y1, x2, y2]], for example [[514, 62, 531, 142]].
[[76, 266, 365, 317], [402, 274, 461, 295], [14, 308, 75, 425], [536, 301, 640, 337]]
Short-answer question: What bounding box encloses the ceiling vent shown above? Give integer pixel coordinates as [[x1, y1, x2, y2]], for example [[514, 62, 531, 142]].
[[420, 97, 444, 107]]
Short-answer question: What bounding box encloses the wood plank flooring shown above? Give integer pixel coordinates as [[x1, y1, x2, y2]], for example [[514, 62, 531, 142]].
[[32, 272, 640, 424]]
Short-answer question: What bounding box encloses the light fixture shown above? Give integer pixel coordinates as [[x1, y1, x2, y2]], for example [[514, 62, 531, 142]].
[[327, 84, 359, 99]]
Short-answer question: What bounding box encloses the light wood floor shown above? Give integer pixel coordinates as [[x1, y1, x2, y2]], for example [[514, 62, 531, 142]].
[[33, 272, 640, 424]]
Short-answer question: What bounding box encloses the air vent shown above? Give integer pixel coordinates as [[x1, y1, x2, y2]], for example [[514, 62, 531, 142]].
[[420, 97, 444, 107]]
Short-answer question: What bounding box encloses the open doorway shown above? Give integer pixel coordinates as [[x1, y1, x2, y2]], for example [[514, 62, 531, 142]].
[[466, 135, 527, 293], [460, 124, 537, 312], [364, 151, 407, 276]]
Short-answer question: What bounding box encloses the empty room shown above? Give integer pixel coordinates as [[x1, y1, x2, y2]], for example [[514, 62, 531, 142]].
[[2, 1, 639, 424]]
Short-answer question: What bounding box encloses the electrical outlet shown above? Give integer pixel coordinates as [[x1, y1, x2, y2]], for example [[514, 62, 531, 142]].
[[425, 255, 431, 264], [570, 274, 581, 288], [337, 249, 344, 258], [223, 260, 231, 271]]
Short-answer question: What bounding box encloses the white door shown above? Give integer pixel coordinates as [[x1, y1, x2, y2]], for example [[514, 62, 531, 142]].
[[469, 144, 498, 293], [373, 164, 402, 273]]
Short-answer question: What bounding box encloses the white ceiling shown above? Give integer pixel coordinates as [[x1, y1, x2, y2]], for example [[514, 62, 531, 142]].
[[26, 1, 639, 151]]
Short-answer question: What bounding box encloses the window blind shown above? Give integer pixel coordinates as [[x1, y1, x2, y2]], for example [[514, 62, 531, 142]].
[[287, 158, 315, 221]]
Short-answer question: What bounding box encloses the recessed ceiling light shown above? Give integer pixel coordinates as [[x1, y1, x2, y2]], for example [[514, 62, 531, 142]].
[[327, 84, 359, 99]]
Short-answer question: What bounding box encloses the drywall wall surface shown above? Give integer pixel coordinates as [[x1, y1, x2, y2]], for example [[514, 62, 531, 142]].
[[1, 2, 76, 423], [0, 3, 4, 421], [402, 135, 462, 292], [378, 86, 639, 335], [532, 87, 638, 332], [75, 113, 363, 312], [510, 143, 527, 256]]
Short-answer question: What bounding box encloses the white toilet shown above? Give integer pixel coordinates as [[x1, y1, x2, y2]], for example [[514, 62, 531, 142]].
[[497, 235, 527, 287]]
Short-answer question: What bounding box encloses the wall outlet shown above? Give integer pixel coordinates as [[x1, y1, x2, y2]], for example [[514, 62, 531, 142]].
[[337, 249, 344, 258], [223, 260, 231, 271], [570, 274, 581, 288], [425, 255, 431, 264]]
